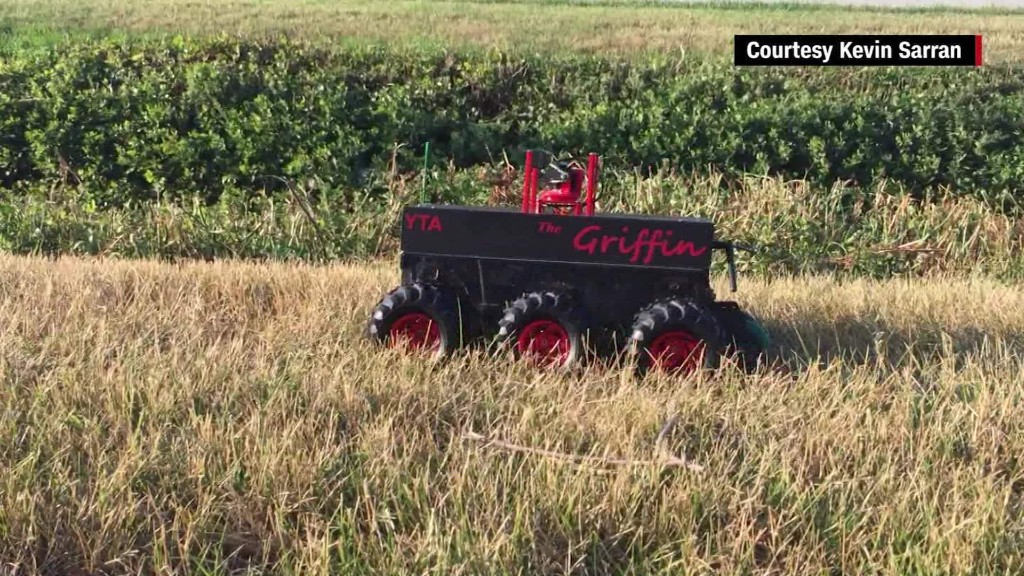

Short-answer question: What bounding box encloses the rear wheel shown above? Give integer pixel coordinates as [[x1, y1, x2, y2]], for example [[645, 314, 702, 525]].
[[498, 291, 589, 368], [628, 299, 725, 376], [367, 283, 467, 358], [388, 312, 441, 351]]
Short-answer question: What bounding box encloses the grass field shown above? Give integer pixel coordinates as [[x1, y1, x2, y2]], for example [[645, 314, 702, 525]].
[[3, 0, 1024, 61], [0, 255, 1022, 574], [2, 0, 1024, 573], [3, 170, 1023, 278]]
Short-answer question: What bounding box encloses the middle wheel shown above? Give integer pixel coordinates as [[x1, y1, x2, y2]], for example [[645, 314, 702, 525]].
[[498, 290, 589, 368]]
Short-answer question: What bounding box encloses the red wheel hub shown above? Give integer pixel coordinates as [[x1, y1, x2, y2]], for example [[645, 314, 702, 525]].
[[516, 319, 570, 366], [648, 330, 705, 373], [388, 312, 441, 352]]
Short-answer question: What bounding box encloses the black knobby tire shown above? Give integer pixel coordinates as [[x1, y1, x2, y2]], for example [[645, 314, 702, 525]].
[[366, 283, 468, 357], [497, 290, 590, 368], [710, 302, 769, 373], [628, 298, 726, 376]]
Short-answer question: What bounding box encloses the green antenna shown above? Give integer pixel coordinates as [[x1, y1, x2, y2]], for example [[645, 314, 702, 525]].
[[421, 142, 431, 204]]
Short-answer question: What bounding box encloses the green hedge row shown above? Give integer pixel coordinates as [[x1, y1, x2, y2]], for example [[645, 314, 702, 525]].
[[2, 37, 1023, 206]]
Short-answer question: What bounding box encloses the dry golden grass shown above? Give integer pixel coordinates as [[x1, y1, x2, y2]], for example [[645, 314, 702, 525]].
[[1, 253, 1022, 574], [4, 0, 1024, 62]]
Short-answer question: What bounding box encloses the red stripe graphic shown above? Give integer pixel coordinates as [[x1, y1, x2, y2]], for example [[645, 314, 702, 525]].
[[976, 35, 983, 67]]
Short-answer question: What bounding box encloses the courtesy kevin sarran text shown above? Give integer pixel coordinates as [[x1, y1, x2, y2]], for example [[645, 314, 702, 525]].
[[734, 34, 982, 67]]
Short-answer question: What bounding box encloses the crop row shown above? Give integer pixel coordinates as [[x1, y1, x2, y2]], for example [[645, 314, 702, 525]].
[[2, 37, 1024, 208]]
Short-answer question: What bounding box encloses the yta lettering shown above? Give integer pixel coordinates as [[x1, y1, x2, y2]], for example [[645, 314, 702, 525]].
[[404, 213, 443, 232], [572, 225, 707, 264]]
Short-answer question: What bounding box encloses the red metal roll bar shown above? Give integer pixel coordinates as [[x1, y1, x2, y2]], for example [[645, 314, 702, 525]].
[[520, 151, 599, 216]]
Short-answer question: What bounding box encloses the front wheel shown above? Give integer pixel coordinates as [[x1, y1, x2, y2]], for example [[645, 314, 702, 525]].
[[628, 299, 725, 376], [710, 302, 771, 373]]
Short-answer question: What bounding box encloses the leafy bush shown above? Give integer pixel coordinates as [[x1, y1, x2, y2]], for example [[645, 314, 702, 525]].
[[2, 37, 1024, 207]]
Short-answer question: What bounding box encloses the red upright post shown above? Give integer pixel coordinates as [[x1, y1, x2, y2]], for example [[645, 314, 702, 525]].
[[584, 153, 598, 216], [528, 167, 539, 213], [573, 170, 583, 215], [521, 150, 534, 213]]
